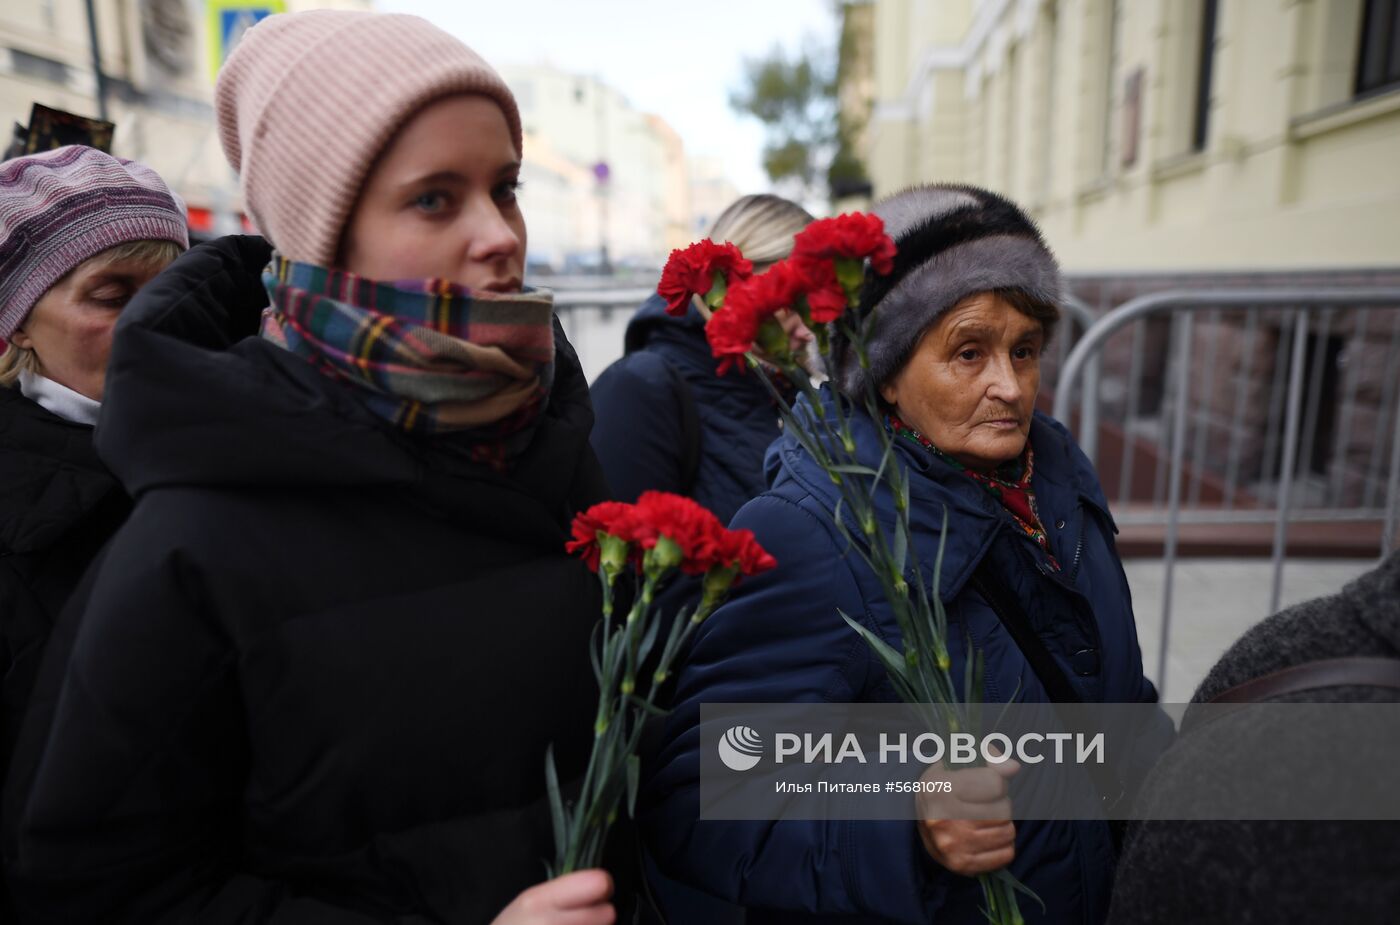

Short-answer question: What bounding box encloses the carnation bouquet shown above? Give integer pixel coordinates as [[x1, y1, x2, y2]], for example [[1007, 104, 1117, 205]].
[[654, 216, 1037, 924], [547, 491, 775, 875]]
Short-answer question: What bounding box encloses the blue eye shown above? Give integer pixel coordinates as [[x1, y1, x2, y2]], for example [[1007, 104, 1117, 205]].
[[413, 191, 449, 214]]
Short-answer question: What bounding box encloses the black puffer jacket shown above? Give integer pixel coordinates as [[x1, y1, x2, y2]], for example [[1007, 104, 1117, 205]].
[[0, 387, 128, 791], [3, 236, 611, 924]]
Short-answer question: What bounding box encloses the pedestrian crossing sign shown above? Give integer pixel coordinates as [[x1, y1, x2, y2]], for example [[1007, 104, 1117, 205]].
[[207, 0, 287, 82]]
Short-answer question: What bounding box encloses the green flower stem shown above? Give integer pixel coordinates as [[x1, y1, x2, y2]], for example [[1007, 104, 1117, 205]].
[[557, 552, 724, 876], [622, 574, 658, 696]]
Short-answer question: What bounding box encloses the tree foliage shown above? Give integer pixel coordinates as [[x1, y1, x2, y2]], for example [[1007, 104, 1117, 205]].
[[730, 7, 871, 201], [730, 42, 836, 193]]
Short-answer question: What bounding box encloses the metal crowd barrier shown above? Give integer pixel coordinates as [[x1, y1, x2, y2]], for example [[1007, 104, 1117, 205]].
[[1052, 290, 1400, 691], [547, 286, 1100, 395]]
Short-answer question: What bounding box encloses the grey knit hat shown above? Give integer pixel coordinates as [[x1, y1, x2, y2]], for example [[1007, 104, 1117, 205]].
[[834, 183, 1063, 397]]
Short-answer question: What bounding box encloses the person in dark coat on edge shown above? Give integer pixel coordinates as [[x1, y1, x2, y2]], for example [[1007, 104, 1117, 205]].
[[1107, 551, 1400, 925], [591, 194, 814, 525], [2, 11, 617, 925], [641, 184, 1175, 924], [0, 146, 186, 797]]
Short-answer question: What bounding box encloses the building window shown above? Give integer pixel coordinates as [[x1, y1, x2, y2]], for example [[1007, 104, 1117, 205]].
[[1356, 0, 1400, 97], [9, 48, 71, 86], [1191, 0, 1219, 151]]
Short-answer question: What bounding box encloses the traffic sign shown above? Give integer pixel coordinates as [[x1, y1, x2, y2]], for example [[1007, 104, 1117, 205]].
[[206, 0, 286, 82]]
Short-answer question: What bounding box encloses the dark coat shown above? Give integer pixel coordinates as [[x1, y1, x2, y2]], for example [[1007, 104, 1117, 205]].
[[2, 236, 612, 924], [589, 294, 781, 526], [1107, 552, 1400, 925], [0, 387, 128, 792], [642, 387, 1172, 924]]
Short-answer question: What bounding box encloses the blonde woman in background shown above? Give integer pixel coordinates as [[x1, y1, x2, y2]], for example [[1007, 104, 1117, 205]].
[[589, 194, 814, 925], [590, 194, 814, 524]]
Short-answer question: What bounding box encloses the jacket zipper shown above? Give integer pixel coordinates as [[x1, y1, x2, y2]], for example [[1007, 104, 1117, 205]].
[[1070, 524, 1086, 583]]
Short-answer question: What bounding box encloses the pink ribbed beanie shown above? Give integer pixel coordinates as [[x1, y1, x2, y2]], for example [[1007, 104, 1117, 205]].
[[215, 10, 522, 266]]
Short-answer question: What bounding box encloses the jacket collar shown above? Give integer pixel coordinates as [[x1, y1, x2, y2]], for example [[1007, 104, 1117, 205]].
[[767, 386, 1103, 600]]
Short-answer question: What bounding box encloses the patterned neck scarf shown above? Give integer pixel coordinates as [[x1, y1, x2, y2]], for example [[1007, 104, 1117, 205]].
[[261, 255, 555, 470], [887, 413, 1060, 570]]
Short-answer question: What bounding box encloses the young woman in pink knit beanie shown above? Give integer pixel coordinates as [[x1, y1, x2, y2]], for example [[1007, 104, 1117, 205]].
[[0, 145, 186, 820], [5, 12, 617, 925]]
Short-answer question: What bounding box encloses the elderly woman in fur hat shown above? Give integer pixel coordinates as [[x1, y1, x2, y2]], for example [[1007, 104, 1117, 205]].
[[642, 184, 1173, 924]]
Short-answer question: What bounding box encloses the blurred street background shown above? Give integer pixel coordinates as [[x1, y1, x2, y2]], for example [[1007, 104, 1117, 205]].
[[4, 0, 1399, 698]]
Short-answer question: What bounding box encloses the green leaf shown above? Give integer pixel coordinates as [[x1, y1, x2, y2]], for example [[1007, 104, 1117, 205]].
[[839, 609, 907, 686], [994, 866, 1046, 913], [626, 754, 641, 816], [991, 677, 1023, 735], [933, 505, 950, 602], [588, 621, 604, 684], [544, 744, 568, 869], [635, 610, 664, 669], [892, 521, 908, 576], [827, 464, 879, 476], [627, 694, 670, 718]]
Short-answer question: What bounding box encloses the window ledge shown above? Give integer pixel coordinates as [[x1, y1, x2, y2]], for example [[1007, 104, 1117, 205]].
[[1291, 88, 1400, 141], [1076, 176, 1114, 204], [1151, 151, 1209, 182]]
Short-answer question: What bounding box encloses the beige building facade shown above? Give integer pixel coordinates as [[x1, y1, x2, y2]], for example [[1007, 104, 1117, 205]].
[[1, 0, 371, 236], [859, 0, 1400, 516], [865, 0, 1400, 273], [498, 63, 694, 271]]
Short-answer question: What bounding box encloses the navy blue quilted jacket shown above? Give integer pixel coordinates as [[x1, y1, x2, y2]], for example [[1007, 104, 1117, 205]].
[[590, 293, 781, 526], [641, 386, 1173, 924]]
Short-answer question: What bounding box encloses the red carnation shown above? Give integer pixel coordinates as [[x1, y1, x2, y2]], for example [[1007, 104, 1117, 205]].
[[566, 501, 640, 573], [714, 527, 777, 580], [657, 240, 754, 316], [633, 491, 726, 575], [705, 263, 804, 373], [696, 525, 777, 616], [704, 305, 760, 375], [724, 262, 803, 324], [790, 257, 849, 324], [791, 213, 897, 276]]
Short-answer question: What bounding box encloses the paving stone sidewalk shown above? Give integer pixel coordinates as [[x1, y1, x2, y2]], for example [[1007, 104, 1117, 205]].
[[1123, 557, 1381, 700]]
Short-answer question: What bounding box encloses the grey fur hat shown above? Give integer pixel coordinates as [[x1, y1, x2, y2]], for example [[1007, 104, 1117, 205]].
[[833, 183, 1063, 397]]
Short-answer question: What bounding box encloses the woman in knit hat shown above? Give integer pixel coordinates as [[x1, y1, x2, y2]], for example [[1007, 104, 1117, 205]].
[[642, 184, 1174, 924], [5, 12, 614, 925], [0, 145, 186, 797]]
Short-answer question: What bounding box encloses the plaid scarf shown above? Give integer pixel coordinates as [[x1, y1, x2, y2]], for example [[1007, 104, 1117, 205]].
[[887, 413, 1060, 570], [261, 255, 555, 469]]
